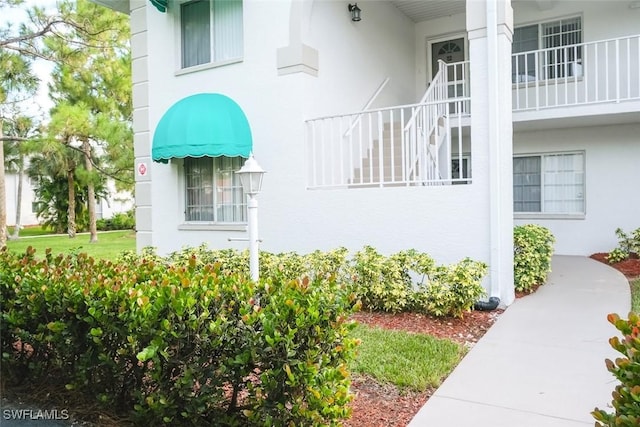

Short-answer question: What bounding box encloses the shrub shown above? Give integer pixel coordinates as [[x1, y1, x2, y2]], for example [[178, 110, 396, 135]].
[[350, 246, 414, 313], [593, 313, 640, 426], [513, 224, 555, 292], [606, 227, 640, 264], [415, 258, 488, 318], [350, 247, 487, 317], [0, 247, 358, 426], [96, 209, 136, 231]]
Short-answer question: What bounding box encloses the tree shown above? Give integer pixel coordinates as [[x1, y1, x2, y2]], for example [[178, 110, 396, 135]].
[[1, 0, 133, 244], [44, 0, 132, 243], [0, 49, 37, 247]]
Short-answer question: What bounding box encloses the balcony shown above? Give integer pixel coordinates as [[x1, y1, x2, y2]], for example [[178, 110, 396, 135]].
[[304, 34, 639, 190], [512, 34, 640, 112]]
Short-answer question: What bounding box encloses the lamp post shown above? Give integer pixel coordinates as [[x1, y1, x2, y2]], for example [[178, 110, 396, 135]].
[[235, 154, 266, 281]]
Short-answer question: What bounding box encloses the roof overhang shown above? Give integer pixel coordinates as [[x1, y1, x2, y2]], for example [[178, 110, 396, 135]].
[[90, 0, 129, 14]]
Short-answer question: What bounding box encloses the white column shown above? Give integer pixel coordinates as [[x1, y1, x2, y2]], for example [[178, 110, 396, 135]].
[[467, 0, 515, 305], [130, 0, 153, 251]]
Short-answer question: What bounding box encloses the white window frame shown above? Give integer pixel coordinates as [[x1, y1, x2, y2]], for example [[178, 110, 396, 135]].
[[513, 151, 586, 219], [178, 157, 248, 231], [175, 0, 244, 75], [512, 15, 583, 83], [451, 154, 471, 185]]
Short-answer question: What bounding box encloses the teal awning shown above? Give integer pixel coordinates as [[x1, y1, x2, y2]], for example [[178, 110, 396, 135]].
[[152, 93, 253, 164], [149, 0, 167, 13]]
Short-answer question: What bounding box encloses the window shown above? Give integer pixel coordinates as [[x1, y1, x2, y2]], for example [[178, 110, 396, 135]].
[[512, 16, 582, 82], [184, 156, 246, 222], [451, 156, 471, 184], [513, 152, 585, 215], [181, 0, 244, 69]]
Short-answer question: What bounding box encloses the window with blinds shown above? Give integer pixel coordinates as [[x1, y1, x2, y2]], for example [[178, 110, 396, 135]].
[[181, 0, 244, 69], [185, 157, 247, 223], [513, 152, 585, 215], [512, 16, 583, 82]]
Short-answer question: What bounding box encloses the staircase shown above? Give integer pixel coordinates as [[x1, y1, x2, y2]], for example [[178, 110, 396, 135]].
[[305, 60, 469, 190], [349, 117, 450, 187]]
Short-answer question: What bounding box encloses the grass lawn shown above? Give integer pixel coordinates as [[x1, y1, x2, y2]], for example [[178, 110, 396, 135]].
[[7, 225, 55, 238], [631, 278, 640, 313], [5, 230, 136, 261], [349, 324, 464, 391]]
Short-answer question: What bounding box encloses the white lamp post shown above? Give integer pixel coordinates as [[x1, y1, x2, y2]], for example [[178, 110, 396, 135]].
[[235, 154, 266, 281]]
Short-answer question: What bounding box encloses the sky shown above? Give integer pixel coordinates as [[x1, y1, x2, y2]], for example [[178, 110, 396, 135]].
[[2, 0, 57, 121]]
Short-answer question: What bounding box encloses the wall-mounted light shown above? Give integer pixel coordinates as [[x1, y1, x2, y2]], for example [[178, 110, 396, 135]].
[[348, 3, 361, 22]]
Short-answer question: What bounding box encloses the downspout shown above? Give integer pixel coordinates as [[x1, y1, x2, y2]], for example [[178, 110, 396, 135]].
[[487, 0, 502, 300]]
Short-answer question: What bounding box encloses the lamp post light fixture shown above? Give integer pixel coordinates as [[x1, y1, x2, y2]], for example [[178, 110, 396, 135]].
[[236, 154, 266, 282], [348, 3, 361, 21]]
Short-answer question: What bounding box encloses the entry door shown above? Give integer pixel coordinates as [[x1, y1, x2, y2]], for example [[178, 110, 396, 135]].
[[430, 37, 467, 111]]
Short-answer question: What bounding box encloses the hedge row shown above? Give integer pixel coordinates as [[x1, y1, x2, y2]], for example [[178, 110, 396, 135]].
[[0, 248, 358, 426], [125, 245, 488, 318]]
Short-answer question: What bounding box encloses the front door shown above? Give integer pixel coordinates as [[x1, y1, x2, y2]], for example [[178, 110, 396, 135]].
[[429, 37, 467, 112]]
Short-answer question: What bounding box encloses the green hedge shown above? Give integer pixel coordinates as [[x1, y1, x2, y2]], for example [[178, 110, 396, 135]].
[[350, 247, 487, 317], [96, 209, 135, 231], [0, 247, 358, 426], [513, 224, 555, 292]]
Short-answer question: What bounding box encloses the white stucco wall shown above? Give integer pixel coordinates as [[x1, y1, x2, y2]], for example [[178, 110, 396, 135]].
[[139, 0, 494, 271], [4, 173, 39, 226], [130, 0, 637, 303], [514, 123, 640, 256]]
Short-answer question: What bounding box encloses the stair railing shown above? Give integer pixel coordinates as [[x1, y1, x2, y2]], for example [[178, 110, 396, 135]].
[[344, 77, 390, 138], [404, 60, 448, 183]]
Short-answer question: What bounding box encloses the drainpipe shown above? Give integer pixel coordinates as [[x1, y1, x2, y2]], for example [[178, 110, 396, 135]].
[[487, 0, 503, 300]]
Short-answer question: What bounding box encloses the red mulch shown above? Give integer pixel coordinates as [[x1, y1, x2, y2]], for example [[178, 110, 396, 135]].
[[345, 309, 502, 427], [590, 252, 640, 279]]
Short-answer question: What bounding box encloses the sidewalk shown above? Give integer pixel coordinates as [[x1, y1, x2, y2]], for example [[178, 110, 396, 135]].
[[409, 255, 630, 426]]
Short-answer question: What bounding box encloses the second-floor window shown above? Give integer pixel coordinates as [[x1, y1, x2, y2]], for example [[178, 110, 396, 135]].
[[512, 16, 582, 82], [181, 0, 244, 69]]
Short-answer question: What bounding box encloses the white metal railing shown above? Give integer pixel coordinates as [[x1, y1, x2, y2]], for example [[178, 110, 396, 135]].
[[512, 34, 640, 111], [345, 77, 390, 137], [305, 62, 470, 190]]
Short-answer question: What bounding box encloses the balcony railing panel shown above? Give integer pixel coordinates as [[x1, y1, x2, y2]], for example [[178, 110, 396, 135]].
[[512, 35, 640, 111]]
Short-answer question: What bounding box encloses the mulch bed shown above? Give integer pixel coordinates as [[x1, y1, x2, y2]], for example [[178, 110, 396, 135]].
[[590, 252, 640, 279]]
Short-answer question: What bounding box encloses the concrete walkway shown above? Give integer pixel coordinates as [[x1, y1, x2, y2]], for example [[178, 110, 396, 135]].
[[409, 255, 631, 426]]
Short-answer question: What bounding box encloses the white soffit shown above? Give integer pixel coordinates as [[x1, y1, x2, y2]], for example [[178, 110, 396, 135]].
[[390, 0, 466, 23]]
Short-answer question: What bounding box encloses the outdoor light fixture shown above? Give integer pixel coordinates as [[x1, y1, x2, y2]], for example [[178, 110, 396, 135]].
[[348, 3, 361, 21], [235, 154, 266, 281], [236, 154, 265, 196]]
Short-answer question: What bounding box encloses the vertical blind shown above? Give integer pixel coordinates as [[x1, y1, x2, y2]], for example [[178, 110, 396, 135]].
[[513, 153, 584, 214], [181, 1, 211, 68], [181, 0, 243, 69]]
